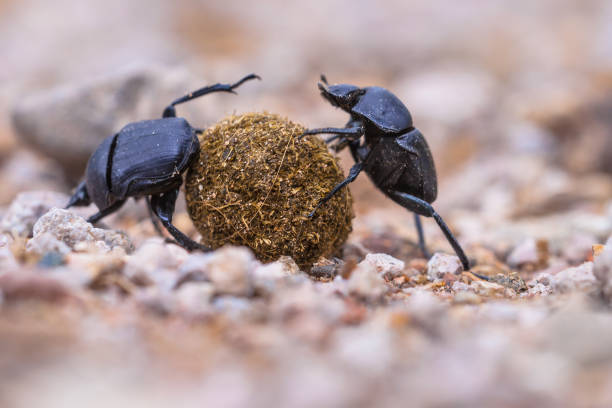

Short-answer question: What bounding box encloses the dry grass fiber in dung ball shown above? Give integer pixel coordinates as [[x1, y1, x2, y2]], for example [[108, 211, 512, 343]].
[[185, 112, 354, 267]]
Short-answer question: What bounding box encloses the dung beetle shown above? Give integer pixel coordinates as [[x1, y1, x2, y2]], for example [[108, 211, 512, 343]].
[[301, 75, 471, 270], [66, 73, 260, 251]]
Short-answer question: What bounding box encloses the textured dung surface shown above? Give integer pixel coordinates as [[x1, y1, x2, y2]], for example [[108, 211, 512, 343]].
[[185, 112, 353, 266]]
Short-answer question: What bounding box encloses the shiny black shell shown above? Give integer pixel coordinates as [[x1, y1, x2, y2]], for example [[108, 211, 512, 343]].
[[352, 87, 413, 133], [85, 118, 199, 209], [362, 128, 437, 203]]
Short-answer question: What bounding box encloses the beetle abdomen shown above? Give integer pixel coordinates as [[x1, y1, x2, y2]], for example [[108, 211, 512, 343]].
[[110, 118, 198, 199], [365, 135, 437, 203], [85, 133, 117, 209]]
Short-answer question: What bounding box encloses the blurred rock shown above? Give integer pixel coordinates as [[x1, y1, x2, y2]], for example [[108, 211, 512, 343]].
[[362, 253, 405, 279], [544, 297, 612, 365], [552, 262, 597, 294], [11, 65, 200, 179], [26, 232, 71, 256], [1, 190, 68, 237], [270, 282, 345, 343], [55, 252, 125, 289], [451, 281, 470, 293], [526, 272, 554, 296], [562, 233, 598, 265], [252, 258, 300, 296], [331, 323, 393, 376], [212, 296, 253, 320], [184, 246, 257, 297], [124, 238, 187, 290], [0, 150, 67, 205], [0, 234, 18, 270], [594, 238, 612, 303], [488, 272, 528, 293], [26, 208, 133, 256], [532, 90, 612, 174], [427, 253, 462, 281], [134, 287, 177, 316], [527, 282, 553, 297], [453, 290, 482, 305], [347, 260, 387, 301], [0, 271, 73, 303], [175, 282, 214, 316], [507, 238, 549, 269], [309, 258, 342, 280], [470, 279, 506, 297]]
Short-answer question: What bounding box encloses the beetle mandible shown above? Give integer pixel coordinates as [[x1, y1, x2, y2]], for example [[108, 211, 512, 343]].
[[300, 75, 471, 270], [66, 73, 260, 251]]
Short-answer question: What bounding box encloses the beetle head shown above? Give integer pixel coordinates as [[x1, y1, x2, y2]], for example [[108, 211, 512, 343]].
[[318, 81, 365, 111]]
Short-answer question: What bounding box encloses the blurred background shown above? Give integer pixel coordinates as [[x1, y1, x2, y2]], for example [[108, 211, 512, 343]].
[[1, 0, 612, 406]]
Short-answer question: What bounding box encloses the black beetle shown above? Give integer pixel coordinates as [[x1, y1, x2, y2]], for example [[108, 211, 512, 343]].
[[301, 75, 471, 270], [66, 74, 260, 251]]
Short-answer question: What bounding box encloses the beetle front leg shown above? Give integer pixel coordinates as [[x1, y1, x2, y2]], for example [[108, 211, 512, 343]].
[[150, 189, 211, 252], [66, 181, 91, 208], [308, 162, 364, 218], [299, 126, 363, 140]]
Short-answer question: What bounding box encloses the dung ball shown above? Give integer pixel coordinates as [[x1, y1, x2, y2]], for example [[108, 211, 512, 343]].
[[184, 112, 354, 267]]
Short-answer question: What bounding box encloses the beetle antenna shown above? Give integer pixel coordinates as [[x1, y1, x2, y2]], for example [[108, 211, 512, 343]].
[[320, 74, 329, 85], [163, 73, 261, 118]]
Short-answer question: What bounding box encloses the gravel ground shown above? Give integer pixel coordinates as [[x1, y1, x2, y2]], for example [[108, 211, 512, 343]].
[[1, 1, 612, 407]]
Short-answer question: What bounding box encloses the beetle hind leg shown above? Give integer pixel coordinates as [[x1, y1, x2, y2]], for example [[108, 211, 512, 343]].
[[150, 189, 211, 252], [388, 191, 470, 270], [414, 214, 431, 258]]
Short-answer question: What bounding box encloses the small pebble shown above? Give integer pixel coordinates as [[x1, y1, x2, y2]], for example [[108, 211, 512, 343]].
[[26, 208, 133, 256], [427, 253, 462, 281], [551, 262, 596, 293], [593, 241, 612, 303], [198, 246, 257, 297], [347, 261, 387, 301], [363, 253, 405, 278], [175, 282, 215, 316]]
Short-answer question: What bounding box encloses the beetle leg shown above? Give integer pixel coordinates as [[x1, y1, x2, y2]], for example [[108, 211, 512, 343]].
[[163, 73, 261, 118], [308, 162, 365, 218], [145, 196, 166, 237], [66, 180, 91, 208], [299, 126, 363, 140], [150, 189, 211, 252], [87, 199, 126, 224], [387, 191, 471, 271], [414, 214, 431, 258], [145, 196, 183, 246]]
